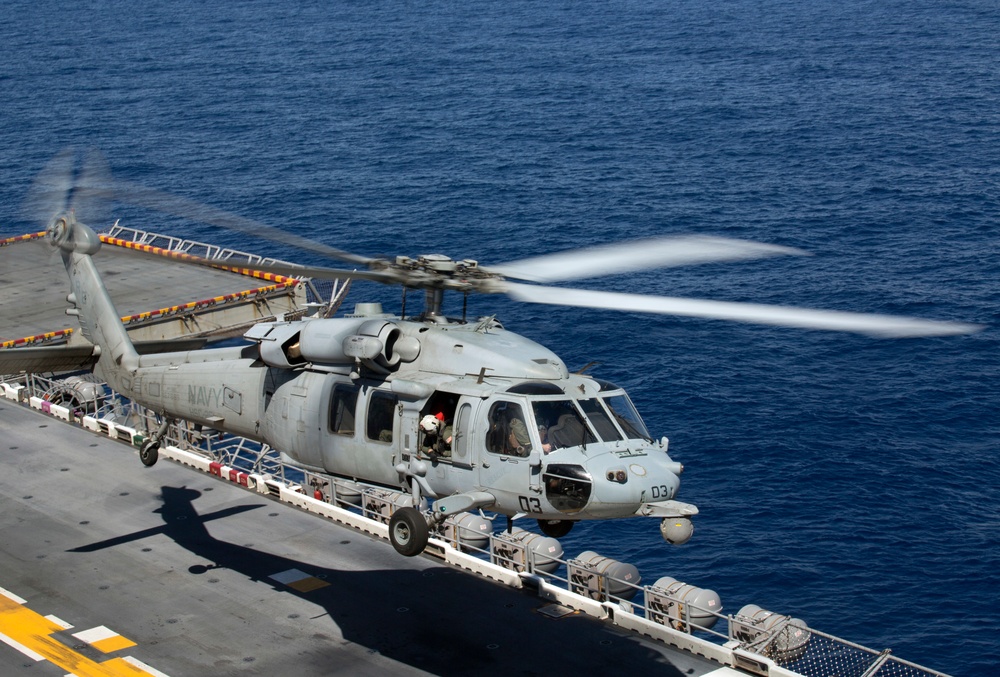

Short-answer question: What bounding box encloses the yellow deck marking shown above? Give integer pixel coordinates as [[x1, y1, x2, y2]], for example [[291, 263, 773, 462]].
[[0, 594, 157, 676], [91, 635, 139, 653]]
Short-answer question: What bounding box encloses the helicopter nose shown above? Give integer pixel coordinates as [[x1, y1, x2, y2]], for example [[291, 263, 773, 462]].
[[585, 455, 682, 513]]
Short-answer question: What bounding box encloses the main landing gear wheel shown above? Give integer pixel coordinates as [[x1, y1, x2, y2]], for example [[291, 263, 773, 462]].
[[389, 507, 430, 557], [139, 440, 160, 467], [538, 519, 574, 538]]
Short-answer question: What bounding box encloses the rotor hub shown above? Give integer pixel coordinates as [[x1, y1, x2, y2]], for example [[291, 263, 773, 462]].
[[417, 254, 457, 273]]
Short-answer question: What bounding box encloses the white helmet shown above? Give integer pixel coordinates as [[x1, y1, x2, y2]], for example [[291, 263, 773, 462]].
[[420, 414, 441, 432]]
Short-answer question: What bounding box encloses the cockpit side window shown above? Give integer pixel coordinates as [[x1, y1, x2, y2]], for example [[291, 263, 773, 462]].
[[603, 393, 651, 441], [366, 391, 397, 443], [330, 385, 359, 436], [486, 401, 532, 457]]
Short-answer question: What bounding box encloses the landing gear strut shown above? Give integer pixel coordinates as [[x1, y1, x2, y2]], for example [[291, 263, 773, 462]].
[[139, 416, 171, 467]]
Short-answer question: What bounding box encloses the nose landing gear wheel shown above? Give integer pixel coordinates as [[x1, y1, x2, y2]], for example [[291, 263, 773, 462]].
[[389, 507, 430, 557]]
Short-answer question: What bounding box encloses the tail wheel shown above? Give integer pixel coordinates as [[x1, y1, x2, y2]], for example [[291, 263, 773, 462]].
[[139, 440, 159, 467], [389, 507, 429, 557], [538, 519, 574, 538]]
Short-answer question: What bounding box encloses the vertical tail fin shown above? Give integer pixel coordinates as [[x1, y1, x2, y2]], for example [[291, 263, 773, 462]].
[[49, 214, 140, 387]]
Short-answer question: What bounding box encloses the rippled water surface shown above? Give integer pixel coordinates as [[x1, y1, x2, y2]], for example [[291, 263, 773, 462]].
[[2, 1, 998, 674]]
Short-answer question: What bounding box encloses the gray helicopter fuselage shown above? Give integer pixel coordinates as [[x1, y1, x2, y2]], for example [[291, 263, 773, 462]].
[[112, 313, 687, 521], [53, 216, 695, 533]]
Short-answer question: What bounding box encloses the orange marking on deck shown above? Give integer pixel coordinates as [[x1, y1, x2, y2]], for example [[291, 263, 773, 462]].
[[287, 577, 331, 593]]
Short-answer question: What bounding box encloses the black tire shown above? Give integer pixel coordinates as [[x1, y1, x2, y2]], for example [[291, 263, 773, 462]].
[[139, 440, 159, 467], [389, 507, 429, 557], [538, 518, 574, 538]]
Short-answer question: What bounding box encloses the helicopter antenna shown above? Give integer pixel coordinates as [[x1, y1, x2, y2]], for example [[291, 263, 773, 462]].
[[473, 315, 497, 334], [574, 361, 599, 375], [325, 278, 351, 318]]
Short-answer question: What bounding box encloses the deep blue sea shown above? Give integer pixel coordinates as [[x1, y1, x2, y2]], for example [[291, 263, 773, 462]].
[[2, 1, 998, 674]]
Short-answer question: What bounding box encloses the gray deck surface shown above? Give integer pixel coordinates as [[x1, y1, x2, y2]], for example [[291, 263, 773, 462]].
[[0, 402, 726, 676], [0, 236, 268, 344]]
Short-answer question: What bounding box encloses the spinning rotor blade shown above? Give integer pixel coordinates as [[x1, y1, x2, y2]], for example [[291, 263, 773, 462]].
[[72, 148, 114, 228], [199, 259, 403, 285], [114, 244, 401, 285], [504, 282, 982, 338], [22, 150, 76, 225], [489, 235, 809, 283], [23, 148, 113, 228], [26, 150, 376, 267], [113, 180, 375, 267]]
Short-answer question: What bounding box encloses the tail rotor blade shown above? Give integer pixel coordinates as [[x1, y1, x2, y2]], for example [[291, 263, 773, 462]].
[[73, 148, 114, 227], [23, 149, 75, 227]]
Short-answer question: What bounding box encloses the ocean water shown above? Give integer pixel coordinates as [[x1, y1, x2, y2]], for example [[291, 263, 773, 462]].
[[2, 1, 999, 674]]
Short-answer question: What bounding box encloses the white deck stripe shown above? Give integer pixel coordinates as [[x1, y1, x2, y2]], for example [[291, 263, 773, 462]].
[[45, 615, 73, 630], [122, 655, 172, 677], [0, 630, 47, 662], [0, 586, 27, 604]]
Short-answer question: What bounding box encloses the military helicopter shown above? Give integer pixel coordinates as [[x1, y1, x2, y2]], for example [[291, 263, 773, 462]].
[[36, 163, 980, 557]]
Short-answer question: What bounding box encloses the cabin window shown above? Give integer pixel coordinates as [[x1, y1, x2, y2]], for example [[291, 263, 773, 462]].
[[486, 401, 532, 457], [329, 385, 359, 436], [366, 391, 397, 444], [453, 403, 471, 462]]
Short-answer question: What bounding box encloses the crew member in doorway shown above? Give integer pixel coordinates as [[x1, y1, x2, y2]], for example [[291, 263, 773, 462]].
[[420, 412, 453, 456]]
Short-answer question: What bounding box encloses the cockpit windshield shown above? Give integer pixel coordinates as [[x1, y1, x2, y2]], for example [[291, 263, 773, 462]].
[[531, 399, 595, 451], [602, 393, 650, 441], [578, 398, 623, 442], [527, 385, 652, 451]]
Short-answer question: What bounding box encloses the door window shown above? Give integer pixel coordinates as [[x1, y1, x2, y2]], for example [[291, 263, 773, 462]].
[[366, 391, 397, 443], [329, 385, 359, 435]]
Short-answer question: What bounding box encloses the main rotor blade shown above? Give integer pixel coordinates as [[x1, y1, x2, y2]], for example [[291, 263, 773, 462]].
[[113, 180, 375, 267], [202, 259, 402, 285], [504, 283, 982, 338], [489, 235, 809, 283], [116, 245, 401, 285]]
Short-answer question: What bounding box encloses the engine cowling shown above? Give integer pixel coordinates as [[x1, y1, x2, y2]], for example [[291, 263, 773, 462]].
[[248, 318, 420, 371]]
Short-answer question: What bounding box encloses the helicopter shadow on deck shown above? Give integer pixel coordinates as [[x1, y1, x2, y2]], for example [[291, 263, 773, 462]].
[[69, 486, 696, 676]]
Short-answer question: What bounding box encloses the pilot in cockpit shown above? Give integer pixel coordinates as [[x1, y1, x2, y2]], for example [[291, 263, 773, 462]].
[[537, 422, 552, 453]]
